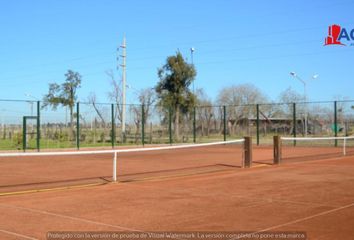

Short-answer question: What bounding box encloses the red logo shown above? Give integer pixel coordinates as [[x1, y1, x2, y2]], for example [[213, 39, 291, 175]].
[[324, 24, 346, 46]]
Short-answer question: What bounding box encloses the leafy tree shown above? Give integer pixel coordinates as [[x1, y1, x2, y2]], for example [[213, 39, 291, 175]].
[[42, 70, 82, 128], [155, 52, 196, 140]]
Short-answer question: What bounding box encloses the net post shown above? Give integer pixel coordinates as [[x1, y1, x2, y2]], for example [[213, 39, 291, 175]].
[[334, 101, 338, 147], [293, 103, 296, 146], [142, 104, 145, 146], [273, 135, 281, 165], [256, 104, 260, 145], [343, 138, 347, 156], [113, 151, 117, 182], [36, 101, 40, 152], [243, 136, 252, 168], [76, 102, 80, 150], [111, 104, 115, 148], [23, 116, 26, 152], [169, 106, 172, 145], [223, 105, 227, 141], [193, 106, 196, 143]]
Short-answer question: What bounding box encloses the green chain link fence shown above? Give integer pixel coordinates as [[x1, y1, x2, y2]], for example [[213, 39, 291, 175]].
[[0, 99, 353, 151]]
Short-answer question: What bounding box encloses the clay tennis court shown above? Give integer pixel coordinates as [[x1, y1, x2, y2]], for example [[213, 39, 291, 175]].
[[1, 143, 354, 239]]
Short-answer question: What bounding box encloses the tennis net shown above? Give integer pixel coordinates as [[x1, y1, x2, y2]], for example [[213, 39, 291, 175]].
[[277, 136, 354, 163], [0, 139, 248, 195]]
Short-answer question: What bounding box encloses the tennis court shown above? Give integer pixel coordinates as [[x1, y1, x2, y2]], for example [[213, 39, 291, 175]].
[[0, 137, 354, 239], [0, 140, 247, 195]]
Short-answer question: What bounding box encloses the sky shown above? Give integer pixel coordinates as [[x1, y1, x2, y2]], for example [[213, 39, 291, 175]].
[[1, 0, 354, 105]]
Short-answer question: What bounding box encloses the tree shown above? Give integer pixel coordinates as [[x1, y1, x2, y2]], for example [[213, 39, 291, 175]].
[[106, 70, 123, 123], [217, 83, 268, 119], [155, 52, 196, 140], [278, 87, 304, 104], [87, 92, 106, 126], [217, 84, 268, 135], [195, 89, 214, 136], [42, 70, 82, 128], [131, 88, 156, 143]]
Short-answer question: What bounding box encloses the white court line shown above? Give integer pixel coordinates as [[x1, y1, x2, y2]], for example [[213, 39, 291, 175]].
[[0, 229, 38, 240], [231, 201, 354, 240], [0, 203, 189, 240], [0, 204, 188, 240], [0, 203, 143, 232], [258, 201, 354, 231]]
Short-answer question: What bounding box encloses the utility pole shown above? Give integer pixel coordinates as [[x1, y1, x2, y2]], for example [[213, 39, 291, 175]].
[[120, 36, 127, 141]]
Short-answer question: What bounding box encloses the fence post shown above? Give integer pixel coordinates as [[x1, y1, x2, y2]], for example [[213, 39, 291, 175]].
[[37, 101, 40, 152], [169, 106, 172, 145], [256, 104, 260, 145], [76, 102, 80, 150], [223, 105, 226, 141], [273, 135, 281, 165], [22, 116, 26, 152], [244, 136, 252, 168], [334, 101, 338, 147], [193, 106, 196, 143], [293, 103, 296, 146], [111, 104, 115, 148], [142, 104, 145, 146]]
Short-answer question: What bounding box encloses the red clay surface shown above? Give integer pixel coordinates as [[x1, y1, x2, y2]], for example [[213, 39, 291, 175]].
[[0, 144, 244, 193], [0, 146, 354, 239]]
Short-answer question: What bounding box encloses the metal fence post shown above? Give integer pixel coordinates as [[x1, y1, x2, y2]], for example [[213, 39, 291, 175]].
[[142, 104, 145, 146], [111, 104, 115, 148], [293, 103, 296, 146], [37, 101, 40, 152], [169, 106, 172, 145], [334, 101, 338, 147], [256, 104, 260, 145], [223, 105, 227, 141], [22, 116, 26, 152], [76, 102, 80, 150], [193, 106, 196, 143]]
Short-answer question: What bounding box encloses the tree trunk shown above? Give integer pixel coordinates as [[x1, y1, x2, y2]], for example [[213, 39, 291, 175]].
[[69, 105, 75, 140], [174, 105, 180, 141]]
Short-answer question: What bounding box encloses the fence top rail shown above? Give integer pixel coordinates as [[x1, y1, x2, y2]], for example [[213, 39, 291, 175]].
[[0, 99, 38, 103], [1, 99, 353, 108]]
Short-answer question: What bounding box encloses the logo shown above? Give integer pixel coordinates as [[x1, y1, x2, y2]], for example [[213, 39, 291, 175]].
[[324, 24, 354, 46]]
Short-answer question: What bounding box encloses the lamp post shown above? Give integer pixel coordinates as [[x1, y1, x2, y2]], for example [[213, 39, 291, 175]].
[[190, 47, 195, 94], [289, 72, 318, 137]]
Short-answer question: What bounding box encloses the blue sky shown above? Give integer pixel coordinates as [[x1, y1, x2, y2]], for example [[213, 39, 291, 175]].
[[1, 0, 353, 104]]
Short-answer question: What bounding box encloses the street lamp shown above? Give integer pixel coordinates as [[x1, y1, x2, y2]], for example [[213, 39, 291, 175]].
[[289, 72, 318, 136], [190, 47, 195, 94]]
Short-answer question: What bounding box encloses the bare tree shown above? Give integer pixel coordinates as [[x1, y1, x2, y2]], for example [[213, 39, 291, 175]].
[[131, 88, 156, 142], [196, 89, 214, 136], [106, 70, 123, 122], [217, 84, 268, 135], [87, 92, 106, 126]]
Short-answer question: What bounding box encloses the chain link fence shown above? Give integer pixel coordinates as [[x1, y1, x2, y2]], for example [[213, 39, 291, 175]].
[[0, 99, 353, 151]]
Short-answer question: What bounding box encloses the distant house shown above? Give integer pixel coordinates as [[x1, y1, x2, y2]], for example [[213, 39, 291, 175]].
[[227, 117, 327, 135]]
